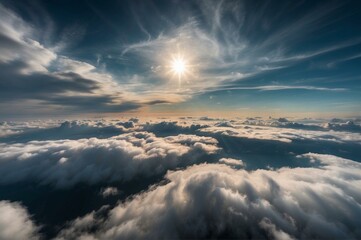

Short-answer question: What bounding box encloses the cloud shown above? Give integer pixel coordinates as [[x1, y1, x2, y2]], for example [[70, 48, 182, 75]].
[[324, 121, 361, 133], [0, 122, 21, 137], [0, 3, 138, 115], [100, 187, 119, 198], [202, 85, 347, 94], [240, 118, 361, 133], [0, 120, 130, 143], [218, 157, 244, 168], [0, 201, 39, 240], [259, 218, 295, 240], [200, 122, 361, 144], [215, 121, 234, 128], [1, 2, 357, 116], [199, 116, 223, 121], [0, 4, 168, 116], [0, 4, 56, 73], [56, 153, 361, 239], [117, 0, 353, 104], [0, 132, 219, 187], [142, 121, 208, 135], [0, 117, 360, 238], [241, 118, 325, 131]]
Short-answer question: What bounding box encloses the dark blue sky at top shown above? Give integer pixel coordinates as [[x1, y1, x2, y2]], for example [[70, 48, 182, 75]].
[[0, 0, 360, 117]]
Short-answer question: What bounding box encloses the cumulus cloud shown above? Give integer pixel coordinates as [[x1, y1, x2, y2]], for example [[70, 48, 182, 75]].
[[214, 121, 234, 128], [241, 117, 361, 133], [199, 116, 223, 121], [0, 132, 219, 187], [56, 153, 361, 239], [323, 121, 361, 133], [218, 157, 244, 168], [0, 120, 131, 143], [0, 201, 39, 240], [100, 187, 120, 198], [0, 122, 21, 137], [142, 121, 208, 135], [200, 123, 361, 144], [1, 117, 360, 239]]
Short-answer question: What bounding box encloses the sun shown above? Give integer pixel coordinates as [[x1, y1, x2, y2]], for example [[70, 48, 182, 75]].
[[171, 57, 186, 75], [166, 53, 195, 88]]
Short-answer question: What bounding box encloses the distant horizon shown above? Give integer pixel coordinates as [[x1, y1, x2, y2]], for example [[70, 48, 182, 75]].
[[1, 111, 361, 121]]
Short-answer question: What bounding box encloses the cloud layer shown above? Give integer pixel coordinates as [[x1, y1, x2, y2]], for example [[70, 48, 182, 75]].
[[0, 117, 360, 239], [0, 131, 219, 187], [57, 153, 361, 239]]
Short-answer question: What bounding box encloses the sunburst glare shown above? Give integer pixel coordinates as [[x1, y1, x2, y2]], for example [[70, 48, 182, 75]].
[[167, 53, 195, 88], [171, 57, 186, 75]]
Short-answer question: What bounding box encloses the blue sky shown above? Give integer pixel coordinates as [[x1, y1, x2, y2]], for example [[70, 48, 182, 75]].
[[0, 0, 360, 118]]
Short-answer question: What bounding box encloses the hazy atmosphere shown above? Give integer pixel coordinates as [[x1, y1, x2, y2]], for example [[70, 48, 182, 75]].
[[0, 0, 360, 239]]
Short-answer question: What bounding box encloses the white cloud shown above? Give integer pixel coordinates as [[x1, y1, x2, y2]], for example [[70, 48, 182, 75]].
[[0, 118, 360, 239], [56, 153, 361, 239], [57, 57, 95, 74], [0, 201, 39, 240], [100, 187, 119, 198], [207, 85, 347, 92], [200, 122, 361, 144], [0, 132, 219, 187], [0, 4, 56, 73], [219, 158, 244, 168], [259, 218, 295, 240]]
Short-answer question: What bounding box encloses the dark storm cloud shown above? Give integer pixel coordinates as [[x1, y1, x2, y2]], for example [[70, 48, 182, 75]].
[[56, 154, 361, 240]]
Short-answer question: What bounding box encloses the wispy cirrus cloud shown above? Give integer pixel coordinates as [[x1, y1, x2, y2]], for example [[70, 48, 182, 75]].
[[197, 85, 347, 94], [118, 0, 356, 101]]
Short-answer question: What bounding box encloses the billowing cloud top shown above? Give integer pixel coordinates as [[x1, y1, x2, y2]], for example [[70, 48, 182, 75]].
[[0, 117, 361, 239]]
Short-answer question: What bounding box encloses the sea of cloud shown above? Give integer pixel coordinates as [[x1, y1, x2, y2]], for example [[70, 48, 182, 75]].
[[0, 116, 360, 239]]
